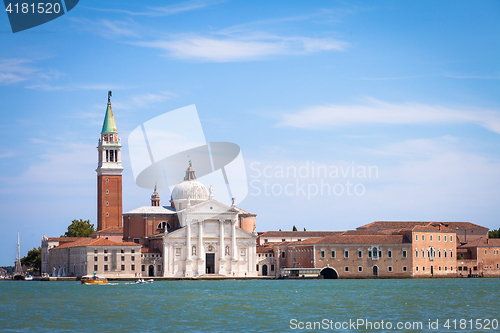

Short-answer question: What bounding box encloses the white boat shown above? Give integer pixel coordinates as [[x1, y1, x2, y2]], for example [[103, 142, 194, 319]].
[[135, 279, 153, 284]]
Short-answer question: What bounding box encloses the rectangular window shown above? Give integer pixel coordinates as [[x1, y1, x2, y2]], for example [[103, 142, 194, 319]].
[[331, 250, 336, 258], [430, 235, 433, 241], [131, 256, 135, 261], [344, 266, 349, 272], [444, 235, 447, 242], [142, 265, 145, 271], [402, 249, 407, 258], [121, 249, 124, 254], [450, 236, 453, 242], [104, 256, 108, 262], [368, 250, 372, 258], [388, 250, 392, 258], [121, 265, 125, 271], [321, 250, 325, 258], [378, 250, 382, 258], [271, 265, 275, 271], [422, 266, 425, 271], [121, 256, 125, 261], [131, 265, 135, 271], [157, 265, 161, 272], [450, 250, 453, 258], [104, 265, 108, 271], [256, 265, 259, 271], [282, 239, 286, 242], [94, 249, 98, 254], [422, 235, 425, 241], [104, 249, 108, 254], [416, 266, 419, 271], [344, 250, 349, 258], [415, 234, 418, 241], [422, 249, 425, 258], [94, 265, 98, 271], [444, 251, 447, 258], [264, 239, 268, 243], [438, 235, 441, 242], [281, 252, 285, 258], [94, 256, 98, 261], [388, 266, 393, 272], [403, 266, 407, 272], [358, 266, 362, 272], [358, 250, 362, 258], [133, 238, 140, 244]]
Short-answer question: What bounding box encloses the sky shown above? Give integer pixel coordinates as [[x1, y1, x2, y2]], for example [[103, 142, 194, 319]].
[[0, 0, 499, 266]]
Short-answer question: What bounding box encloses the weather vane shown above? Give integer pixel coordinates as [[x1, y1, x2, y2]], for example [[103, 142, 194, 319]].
[[108, 90, 112, 103]]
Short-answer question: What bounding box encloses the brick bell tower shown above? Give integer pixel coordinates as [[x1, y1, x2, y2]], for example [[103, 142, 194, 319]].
[[96, 91, 123, 231]]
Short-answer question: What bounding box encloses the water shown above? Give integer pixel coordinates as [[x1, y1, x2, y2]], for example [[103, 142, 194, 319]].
[[0, 278, 498, 332]]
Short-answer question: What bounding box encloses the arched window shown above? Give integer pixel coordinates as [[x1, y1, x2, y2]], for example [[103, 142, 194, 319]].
[[157, 221, 171, 230], [372, 247, 378, 258]]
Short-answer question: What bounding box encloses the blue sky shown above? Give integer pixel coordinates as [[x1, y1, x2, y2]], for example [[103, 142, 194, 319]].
[[0, 0, 499, 265]]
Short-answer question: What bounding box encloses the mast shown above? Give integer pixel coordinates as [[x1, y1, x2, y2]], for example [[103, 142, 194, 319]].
[[17, 231, 20, 263]]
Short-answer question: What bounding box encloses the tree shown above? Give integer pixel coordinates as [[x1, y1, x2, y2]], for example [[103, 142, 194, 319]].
[[292, 225, 297, 231], [21, 247, 41, 273], [489, 228, 500, 238], [303, 228, 306, 231], [62, 219, 95, 237]]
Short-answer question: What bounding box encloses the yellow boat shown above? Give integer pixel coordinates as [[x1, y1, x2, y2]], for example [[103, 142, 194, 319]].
[[81, 274, 108, 285]]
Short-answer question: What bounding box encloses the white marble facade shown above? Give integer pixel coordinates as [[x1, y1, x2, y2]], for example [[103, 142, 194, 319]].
[[162, 199, 257, 277]]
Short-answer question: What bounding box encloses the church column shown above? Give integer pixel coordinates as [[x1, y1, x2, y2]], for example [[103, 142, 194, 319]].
[[198, 221, 204, 259], [232, 218, 238, 260], [162, 242, 168, 277], [186, 222, 192, 260], [219, 220, 225, 261]]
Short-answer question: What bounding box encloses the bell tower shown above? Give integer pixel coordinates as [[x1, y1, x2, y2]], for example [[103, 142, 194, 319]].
[[96, 91, 123, 231]]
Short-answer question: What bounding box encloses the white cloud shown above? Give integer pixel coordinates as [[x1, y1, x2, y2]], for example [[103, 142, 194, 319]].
[[134, 34, 348, 62], [279, 98, 500, 134], [0, 59, 38, 85], [69, 18, 140, 39]]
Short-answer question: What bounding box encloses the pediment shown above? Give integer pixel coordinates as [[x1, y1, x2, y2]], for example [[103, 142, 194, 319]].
[[185, 199, 238, 217]]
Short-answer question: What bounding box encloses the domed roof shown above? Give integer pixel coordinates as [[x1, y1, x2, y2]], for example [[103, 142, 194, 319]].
[[170, 163, 209, 202]]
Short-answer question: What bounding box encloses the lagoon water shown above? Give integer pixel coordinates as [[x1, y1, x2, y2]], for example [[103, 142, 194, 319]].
[[1, 278, 499, 332]]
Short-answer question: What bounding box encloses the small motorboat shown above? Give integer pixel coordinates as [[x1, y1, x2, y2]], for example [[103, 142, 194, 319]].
[[135, 278, 153, 284], [81, 274, 108, 285]]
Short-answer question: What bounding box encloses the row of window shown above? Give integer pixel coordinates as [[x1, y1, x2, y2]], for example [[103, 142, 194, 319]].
[[414, 234, 453, 242], [344, 266, 407, 272], [258, 253, 274, 258], [485, 250, 500, 255], [94, 264, 136, 271], [256, 265, 275, 271], [93, 248, 136, 254], [415, 248, 453, 259], [319, 248, 407, 259], [415, 266, 454, 272], [94, 256, 135, 262]]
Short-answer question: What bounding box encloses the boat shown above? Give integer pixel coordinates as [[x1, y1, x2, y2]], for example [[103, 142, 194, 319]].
[[81, 274, 108, 285], [13, 231, 27, 280], [135, 278, 154, 284]]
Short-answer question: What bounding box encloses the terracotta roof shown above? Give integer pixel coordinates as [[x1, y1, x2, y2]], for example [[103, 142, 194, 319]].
[[94, 227, 123, 234], [358, 221, 487, 230], [47, 237, 88, 243], [53, 238, 139, 250], [259, 231, 343, 238], [458, 237, 500, 248], [284, 234, 411, 245], [256, 246, 274, 253], [141, 248, 161, 253]]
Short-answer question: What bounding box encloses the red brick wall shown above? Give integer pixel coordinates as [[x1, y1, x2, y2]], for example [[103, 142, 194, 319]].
[[97, 175, 122, 231]]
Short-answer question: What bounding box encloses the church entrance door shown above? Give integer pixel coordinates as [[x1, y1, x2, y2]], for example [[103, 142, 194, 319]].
[[206, 253, 215, 274], [262, 265, 268, 276], [148, 265, 154, 277]]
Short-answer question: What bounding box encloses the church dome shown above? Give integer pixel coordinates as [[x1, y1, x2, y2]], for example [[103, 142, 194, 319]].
[[171, 163, 209, 202]]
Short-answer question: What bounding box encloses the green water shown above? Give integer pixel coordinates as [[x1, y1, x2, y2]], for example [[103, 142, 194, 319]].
[[0, 278, 498, 332]]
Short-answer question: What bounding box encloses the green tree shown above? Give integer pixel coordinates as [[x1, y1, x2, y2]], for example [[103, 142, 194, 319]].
[[21, 247, 41, 273], [303, 228, 306, 231], [62, 219, 95, 237], [292, 225, 297, 231], [489, 228, 500, 238]]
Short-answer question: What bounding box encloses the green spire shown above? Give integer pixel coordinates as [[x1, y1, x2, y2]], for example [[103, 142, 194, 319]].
[[101, 91, 118, 134]]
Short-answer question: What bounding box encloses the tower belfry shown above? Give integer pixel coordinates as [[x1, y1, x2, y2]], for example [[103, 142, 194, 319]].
[[96, 91, 123, 231]]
